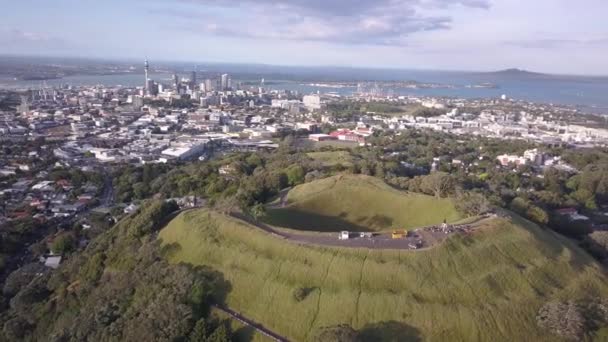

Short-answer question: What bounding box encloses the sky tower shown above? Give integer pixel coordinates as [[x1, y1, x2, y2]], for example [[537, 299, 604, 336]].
[[144, 59, 149, 95]]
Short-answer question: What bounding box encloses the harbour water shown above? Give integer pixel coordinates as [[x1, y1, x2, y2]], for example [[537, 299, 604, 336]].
[[1, 69, 607, 113]]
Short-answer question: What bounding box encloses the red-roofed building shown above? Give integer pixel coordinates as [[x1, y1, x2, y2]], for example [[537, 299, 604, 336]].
[[355, 126, 373, 136]]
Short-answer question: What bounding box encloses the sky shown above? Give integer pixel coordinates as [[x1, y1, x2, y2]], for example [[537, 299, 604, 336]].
[[1, 0, 607, 75]]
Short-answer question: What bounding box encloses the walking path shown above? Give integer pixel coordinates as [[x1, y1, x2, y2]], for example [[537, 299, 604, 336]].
[[213, 304, 290, 342]]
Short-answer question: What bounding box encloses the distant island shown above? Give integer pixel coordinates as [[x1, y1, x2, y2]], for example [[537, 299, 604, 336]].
[[485, 68, 547, 77]]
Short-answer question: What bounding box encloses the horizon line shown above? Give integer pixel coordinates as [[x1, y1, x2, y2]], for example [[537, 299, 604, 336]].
[[1, 53, 608, 78]]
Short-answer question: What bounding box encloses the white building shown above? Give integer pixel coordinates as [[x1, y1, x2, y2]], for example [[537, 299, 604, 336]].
[[497, 154, 528, 167], [161, 142, 208, 161], [303, 95, 322, 110]]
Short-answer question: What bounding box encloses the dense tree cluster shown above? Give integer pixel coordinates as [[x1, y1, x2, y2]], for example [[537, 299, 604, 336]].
[[0, 200, 233, 341], [0, 218, 43, 273], [108, 131, 608, 258]]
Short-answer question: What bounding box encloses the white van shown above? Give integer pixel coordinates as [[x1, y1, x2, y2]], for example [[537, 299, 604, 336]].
[[339, 231, 350, 240]]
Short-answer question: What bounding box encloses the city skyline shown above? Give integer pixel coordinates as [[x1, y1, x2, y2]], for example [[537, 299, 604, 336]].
[[1, 0, 608, 75]]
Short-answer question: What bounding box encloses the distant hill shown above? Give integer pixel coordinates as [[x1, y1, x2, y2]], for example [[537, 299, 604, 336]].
[[484, 68, 547, 77]]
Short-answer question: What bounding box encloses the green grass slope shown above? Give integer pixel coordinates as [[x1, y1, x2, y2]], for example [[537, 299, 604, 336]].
[[160, 209, 608, 342], [264, 174, 462, 232]]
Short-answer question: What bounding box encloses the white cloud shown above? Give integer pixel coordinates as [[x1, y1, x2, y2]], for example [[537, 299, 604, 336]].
[[163, 0, 490, 45]]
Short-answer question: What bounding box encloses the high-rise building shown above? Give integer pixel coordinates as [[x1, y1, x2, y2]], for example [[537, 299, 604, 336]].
[[303, 95, 322, 110], [205, 79, 213, 92], [19, 95, 29, 114], [173, 74, 179, 90], [220, 74, 229, 90], [144, 59, 149, 95], [191, 71, 197, 88]]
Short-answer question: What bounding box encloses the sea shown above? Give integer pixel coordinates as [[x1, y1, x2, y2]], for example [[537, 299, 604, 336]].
[[1, 68, 607, 114]]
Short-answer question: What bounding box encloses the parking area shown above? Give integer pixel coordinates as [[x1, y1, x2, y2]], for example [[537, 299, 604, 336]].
[[284, 223, 479, 250]]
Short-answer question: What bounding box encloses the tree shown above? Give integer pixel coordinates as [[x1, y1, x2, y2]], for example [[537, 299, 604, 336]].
[[133, 182, 150, 199], [189, 319, 210, 342], [207, 323, 230, 342], [421, 172, 455, 198], [509, 197, 530, 215], [250, 203, 266, 221], [526, 205, 549, 225], [571, 189, 597, 210], [51, 233, 76, 254], [455, 191, 490, 216], [286, 165, 305, 186]]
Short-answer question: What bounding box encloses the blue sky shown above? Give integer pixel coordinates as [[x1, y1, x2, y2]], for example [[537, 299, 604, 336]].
[[1, 0, 607, 75]]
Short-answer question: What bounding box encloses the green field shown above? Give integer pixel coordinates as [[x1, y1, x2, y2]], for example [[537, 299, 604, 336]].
[[264, 175, 462, 232], [160, 209, 608, 341]]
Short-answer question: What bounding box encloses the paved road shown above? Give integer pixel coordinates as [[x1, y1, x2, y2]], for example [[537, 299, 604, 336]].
[[266, 188, 291, 209], [231, 212, 491, 251]]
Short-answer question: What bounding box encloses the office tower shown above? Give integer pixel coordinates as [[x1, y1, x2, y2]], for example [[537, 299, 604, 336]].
[[144, 59, 149, 95], [205, 79, 213, 92], [173, 74, 179, 90], [191, 71, 197, 88], [146, 79, 154, 94], [220, 74, 229, 90]]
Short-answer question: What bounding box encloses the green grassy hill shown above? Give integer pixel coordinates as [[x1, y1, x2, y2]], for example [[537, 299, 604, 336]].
[[264, 174, 462, 232], [159, 209, 608, 342]]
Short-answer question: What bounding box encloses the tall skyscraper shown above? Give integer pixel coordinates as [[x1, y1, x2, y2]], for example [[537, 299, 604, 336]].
[[144, 59, 149, 95], [204, 79, 213, 92], [191, 71, 197, 88], [220, 74, 229, 91], [172, 74, 179, 90]]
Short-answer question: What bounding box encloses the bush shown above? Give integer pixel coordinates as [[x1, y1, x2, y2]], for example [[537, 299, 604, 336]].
[[51, 233, 76, 254], [537, 301, 585, 340], [537, 298, 608, 340], [293, 287, 312, 302], [315, 325, 359, 342]]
